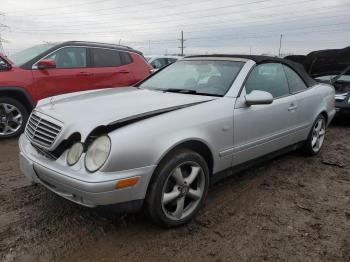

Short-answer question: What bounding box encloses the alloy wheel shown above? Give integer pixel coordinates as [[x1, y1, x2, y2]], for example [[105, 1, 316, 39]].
[[161, 161, 205, 220], [0, 103, 23, 136], [311, 118, 326, 152]]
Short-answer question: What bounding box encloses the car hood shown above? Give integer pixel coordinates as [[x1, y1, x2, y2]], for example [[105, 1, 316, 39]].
[[36, 87, 215, 139], [302, 46, 350, 78]]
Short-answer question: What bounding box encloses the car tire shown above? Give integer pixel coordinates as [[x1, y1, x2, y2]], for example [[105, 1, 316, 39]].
[[303, 114, 326, 156], [146, 149, 210, 227], [0, 97, 29, 139]]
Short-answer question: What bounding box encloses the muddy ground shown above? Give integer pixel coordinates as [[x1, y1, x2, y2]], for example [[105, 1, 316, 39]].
[[0, 121, 349, 262]]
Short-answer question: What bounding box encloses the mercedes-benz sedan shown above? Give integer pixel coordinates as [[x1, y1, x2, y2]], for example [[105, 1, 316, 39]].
[[19, 55, 335, 227]]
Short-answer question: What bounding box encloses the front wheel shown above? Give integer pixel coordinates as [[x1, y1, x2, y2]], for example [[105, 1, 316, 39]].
[[146, 149, 209, 227], [0, 97, 29, 139], [303, 114, 326, 155]]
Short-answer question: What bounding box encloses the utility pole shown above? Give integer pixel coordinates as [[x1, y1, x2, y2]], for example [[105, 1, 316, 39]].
[[148, 40, 151, 54], [278, 34, 283, 57], [178, 30, 186, 56]]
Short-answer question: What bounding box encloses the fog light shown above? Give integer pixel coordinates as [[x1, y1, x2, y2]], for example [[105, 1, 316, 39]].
[[115, 177, 140, 189], [67, 143, 84, 166]]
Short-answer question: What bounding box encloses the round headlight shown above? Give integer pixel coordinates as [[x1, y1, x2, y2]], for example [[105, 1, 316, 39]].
[[85, 136, 111, 172], [67, 143, 84, 166]]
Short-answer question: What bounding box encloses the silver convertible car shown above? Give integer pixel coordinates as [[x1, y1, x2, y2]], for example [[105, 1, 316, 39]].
[[19, 55, 335, 227]]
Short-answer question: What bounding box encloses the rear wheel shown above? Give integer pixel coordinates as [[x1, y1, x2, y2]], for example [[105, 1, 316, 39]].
[[146, 149, 209, 227], [303, 114, 326, 155], [0, 97, 28, 138]]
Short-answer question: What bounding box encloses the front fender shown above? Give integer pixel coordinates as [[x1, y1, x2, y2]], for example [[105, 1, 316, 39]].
[[101, 98, 235, 174]]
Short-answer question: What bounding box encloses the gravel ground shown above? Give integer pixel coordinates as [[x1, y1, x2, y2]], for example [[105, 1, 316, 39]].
[[0, 121, 349, 262]]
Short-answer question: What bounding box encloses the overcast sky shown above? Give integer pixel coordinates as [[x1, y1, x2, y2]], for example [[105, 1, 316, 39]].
[[0, 0, 349, 56]]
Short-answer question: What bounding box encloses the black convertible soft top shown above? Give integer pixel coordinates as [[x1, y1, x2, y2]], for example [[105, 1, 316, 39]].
[[186, 54, 317, 87]]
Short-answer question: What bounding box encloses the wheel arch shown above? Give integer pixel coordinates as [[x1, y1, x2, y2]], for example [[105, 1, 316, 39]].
[[0, 87, 35, 113], [155, 138, 214, 176], [320, 110, 328, 124]]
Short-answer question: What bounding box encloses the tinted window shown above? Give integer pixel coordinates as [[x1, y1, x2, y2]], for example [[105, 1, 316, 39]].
[[283, 65, 307, 93], [151, 58, 168, 69], [245, 63, 289, 98], [167, 58, 178, 64], [46, 47, 87, 69], [91, 48, 122, 67], [120, 52, 132, 64]]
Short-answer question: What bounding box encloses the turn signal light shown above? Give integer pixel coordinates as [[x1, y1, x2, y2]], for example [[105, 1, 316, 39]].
[[115, 177, 140, 189]]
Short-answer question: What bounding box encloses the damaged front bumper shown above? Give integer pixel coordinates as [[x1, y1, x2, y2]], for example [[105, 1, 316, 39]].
[[19, 134, 155, 209]]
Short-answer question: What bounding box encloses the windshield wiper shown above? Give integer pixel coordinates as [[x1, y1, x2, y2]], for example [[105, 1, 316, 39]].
[[163, 88, 221, 97], [330, 65, 350, 84]]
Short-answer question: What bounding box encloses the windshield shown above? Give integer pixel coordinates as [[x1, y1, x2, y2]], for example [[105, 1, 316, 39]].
[[139, 60, 244, 96], [9, 44, 55, 66]]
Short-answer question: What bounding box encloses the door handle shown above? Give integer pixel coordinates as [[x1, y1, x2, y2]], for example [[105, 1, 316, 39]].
[[77, 72, 91, 76], [116, 70, 130, 74], [288, 104, 298, 111]]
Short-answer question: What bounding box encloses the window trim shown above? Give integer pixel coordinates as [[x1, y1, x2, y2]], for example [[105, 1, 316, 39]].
[[32, 45, 133, 70], [241, 62, 292, 100], [32, 46, 89, 70], [240, 61, 307, 100]]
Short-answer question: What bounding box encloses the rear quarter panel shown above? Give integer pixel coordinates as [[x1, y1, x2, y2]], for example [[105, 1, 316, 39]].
[[293, 83, 335, 142], [129, 53, 152, 82]]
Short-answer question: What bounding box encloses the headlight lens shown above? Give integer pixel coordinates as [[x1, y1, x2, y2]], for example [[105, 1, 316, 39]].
[[67, 143, 84, 166], [335, 92, 348, 101], [85, 136, 111, 172]]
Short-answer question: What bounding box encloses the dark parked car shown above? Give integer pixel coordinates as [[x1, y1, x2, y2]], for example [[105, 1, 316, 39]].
[[0, 41, 153, 138], [285, 47, 350, 118]]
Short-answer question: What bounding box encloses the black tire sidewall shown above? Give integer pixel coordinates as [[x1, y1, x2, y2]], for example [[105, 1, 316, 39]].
[[146, 149, 210, 227], [0, 97, 29, 138]]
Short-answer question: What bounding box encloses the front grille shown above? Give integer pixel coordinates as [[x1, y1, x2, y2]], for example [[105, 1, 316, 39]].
[[25, 112, 62, 149]]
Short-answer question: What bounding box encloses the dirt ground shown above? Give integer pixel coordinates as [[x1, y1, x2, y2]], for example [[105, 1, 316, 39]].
[[0, 121, 349, 262]]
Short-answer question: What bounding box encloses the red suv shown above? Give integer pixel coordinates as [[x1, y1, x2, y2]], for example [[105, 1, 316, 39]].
[[0, 41, 152, 138]]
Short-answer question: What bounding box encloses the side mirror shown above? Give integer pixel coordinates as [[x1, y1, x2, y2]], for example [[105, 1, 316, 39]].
[[0, 62, 11, 71], [37, 59, 56, 70], [245, 90, 273, 106]]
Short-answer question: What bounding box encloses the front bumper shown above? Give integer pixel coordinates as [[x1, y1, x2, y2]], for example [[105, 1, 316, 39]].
[[335, 94, 350, 117], [19, 135, 156, 208]]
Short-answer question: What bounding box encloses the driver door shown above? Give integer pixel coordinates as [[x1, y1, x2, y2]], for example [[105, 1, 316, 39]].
[[32, 46, 92, 99], [232, 63, 298, 166]]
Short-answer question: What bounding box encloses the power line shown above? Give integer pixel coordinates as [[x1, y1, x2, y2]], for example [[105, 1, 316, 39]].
[[9, 0, 274, 19], [9, 3, 348, 37], [8, 10, 348, 42], [9, 0, 317, 28]]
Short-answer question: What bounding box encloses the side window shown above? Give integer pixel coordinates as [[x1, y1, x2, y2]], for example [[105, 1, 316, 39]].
[[46, 47, 87, 68], [167, 58, 177, 64], [120, 52, 132, 65], [151, 58, 167, 69], [91, 48, 122, 67], [245, 63, 289, 98], [283, 65, 307, 93]]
